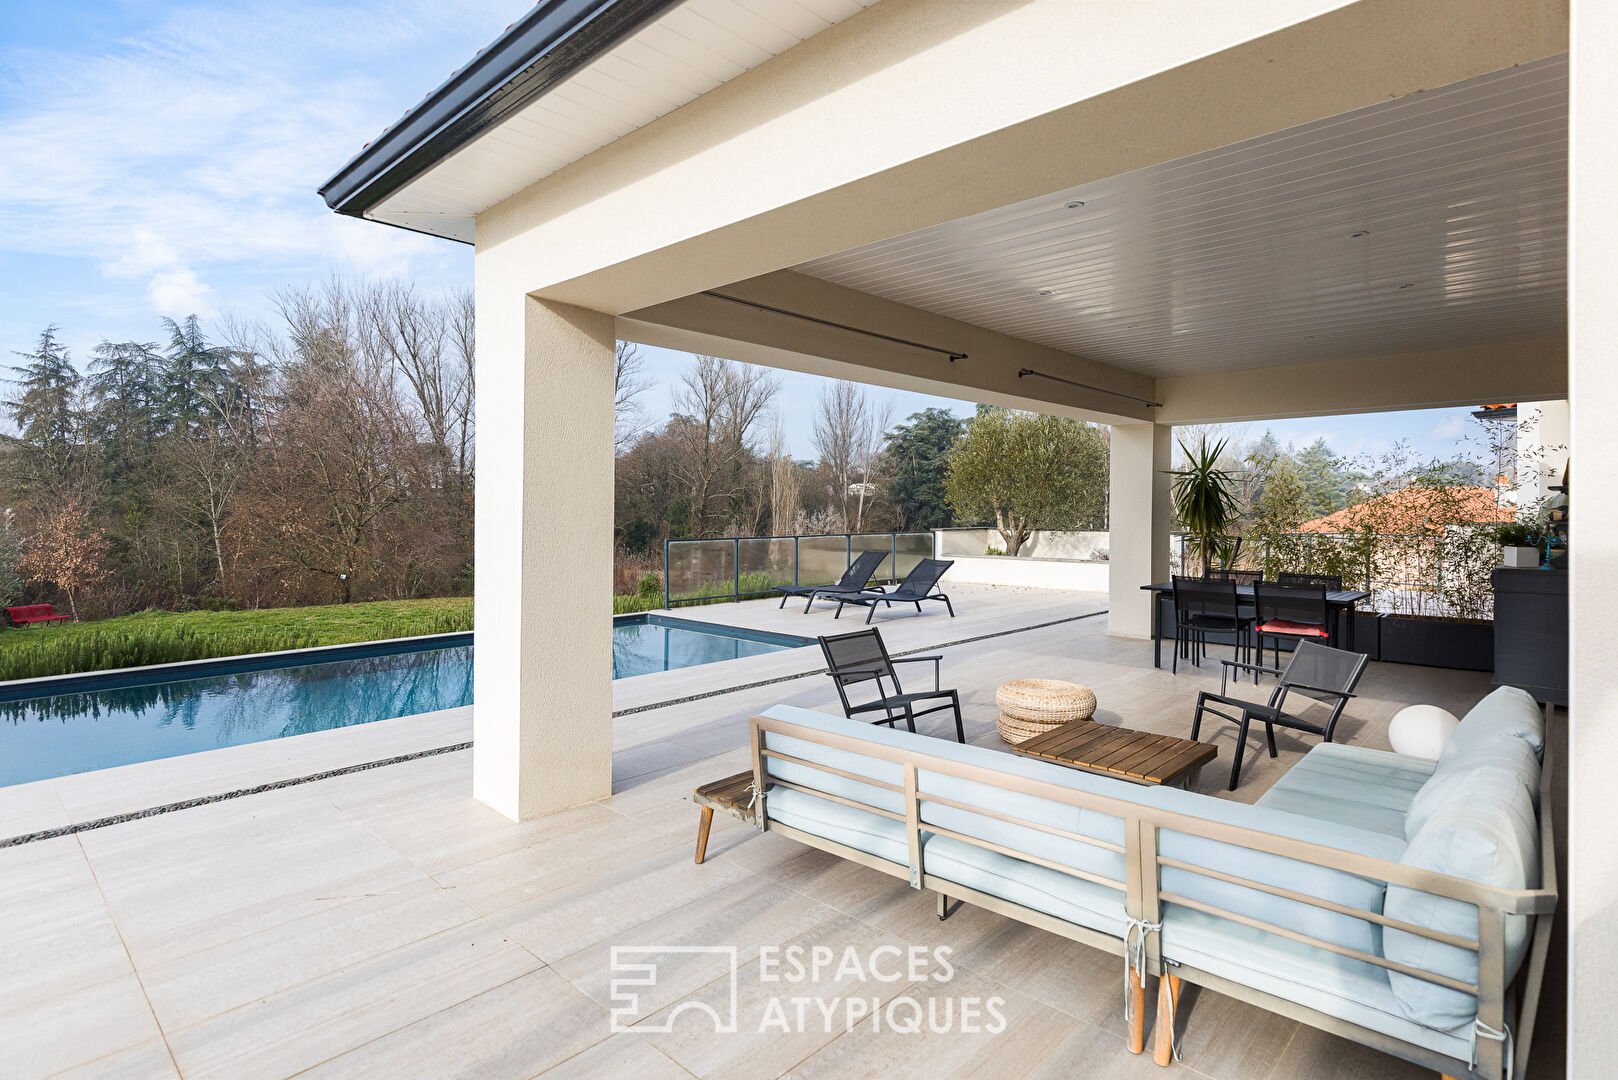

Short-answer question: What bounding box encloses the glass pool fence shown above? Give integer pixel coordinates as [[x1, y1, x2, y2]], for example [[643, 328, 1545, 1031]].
[[663, 531, 935, 608]]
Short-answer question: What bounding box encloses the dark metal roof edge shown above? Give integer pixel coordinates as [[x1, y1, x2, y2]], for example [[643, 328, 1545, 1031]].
[[318, 0, 685, 224]]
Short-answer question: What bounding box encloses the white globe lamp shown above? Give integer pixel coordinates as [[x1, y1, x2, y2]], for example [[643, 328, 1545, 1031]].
[[1388, 704, 1460, 760]]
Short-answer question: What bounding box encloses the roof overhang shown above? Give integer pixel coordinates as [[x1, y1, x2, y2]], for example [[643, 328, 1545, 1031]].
[[318, 0, 683, 241]]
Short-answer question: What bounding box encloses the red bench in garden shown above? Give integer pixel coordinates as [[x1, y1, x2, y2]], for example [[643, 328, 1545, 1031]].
[[5, 604, 70, 627]]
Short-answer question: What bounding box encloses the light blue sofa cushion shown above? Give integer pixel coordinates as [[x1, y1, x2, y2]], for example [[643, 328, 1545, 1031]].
[[1441, 686, 1545, 762], [757, 706, 1405, 955], [921, 833, 1127, 937], [1161, 904, 1471, 1059], [1406, 739, 1541, 839], [1257, 743, 1435, 839], [1383, 784, 1539, 1029], [764, 786, 910, 865]]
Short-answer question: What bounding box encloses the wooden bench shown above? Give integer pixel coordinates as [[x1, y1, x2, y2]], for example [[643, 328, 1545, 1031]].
[[5, 604, 70, 628], [692, 770, 759, 863]]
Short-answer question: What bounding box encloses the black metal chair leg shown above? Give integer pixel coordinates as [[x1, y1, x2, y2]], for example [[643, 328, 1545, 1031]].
[[903, 705, 916, 733], [1190, 697, 1205, 740], [1228, 714, 1250, 790], [949, 691, 965, 743], [1265, 720, 1278, 758], [943, 595, 955, 617]]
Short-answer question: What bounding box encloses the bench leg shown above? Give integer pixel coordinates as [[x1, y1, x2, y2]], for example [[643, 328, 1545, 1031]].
[[1154, 974, 1181, 1066], [694, 806, 714, 864], [1128, 969, 1147, 1054], [937, 892, 950, 921]]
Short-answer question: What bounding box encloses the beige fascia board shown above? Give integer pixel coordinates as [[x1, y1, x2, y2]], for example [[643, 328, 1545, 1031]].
[[474, 0, 1566, 316], [621, 270, 1157, 424], [1153, 335, 1568, 424]]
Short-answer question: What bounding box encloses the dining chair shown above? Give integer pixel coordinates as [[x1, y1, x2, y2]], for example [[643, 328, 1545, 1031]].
[[1170, 575, 1252, 674]]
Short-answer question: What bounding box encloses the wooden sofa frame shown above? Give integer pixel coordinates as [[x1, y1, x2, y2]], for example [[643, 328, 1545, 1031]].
[[747, 708, 1558, 1080]]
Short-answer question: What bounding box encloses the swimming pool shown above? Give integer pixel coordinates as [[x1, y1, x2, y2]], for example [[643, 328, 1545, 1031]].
[[611, 614, 812, 680], [0, 617, 811, 787]]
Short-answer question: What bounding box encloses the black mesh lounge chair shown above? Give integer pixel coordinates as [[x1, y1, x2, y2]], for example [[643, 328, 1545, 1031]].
[[772, 549, 887, 612], [1190, 640, 1368, 790], [818, 628, 965, 742], [834, 559, 955, 623]]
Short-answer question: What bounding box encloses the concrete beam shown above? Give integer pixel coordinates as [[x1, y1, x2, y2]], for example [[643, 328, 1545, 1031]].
[[1154, 336, 1568, 425], [622, 270, 1156, 424]]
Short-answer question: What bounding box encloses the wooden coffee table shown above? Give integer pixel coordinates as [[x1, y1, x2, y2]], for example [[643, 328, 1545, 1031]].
[[1013, 721, 1217, 788]]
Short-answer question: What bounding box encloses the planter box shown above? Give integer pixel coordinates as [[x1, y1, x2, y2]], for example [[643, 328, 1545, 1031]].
[[1378, 614, 1494, 671], [1502, 546, 1541, 569]]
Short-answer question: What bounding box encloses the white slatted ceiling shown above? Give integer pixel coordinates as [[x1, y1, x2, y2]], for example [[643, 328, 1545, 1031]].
[[796, 55, 1568, 378], [369, 0, 875, 241]]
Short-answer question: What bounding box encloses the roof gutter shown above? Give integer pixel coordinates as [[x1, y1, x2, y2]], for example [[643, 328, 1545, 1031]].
[[318, 0, 685, 226]]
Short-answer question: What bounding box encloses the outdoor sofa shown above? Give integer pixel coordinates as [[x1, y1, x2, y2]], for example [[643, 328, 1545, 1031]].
[[743, 686, 1555, 1079]]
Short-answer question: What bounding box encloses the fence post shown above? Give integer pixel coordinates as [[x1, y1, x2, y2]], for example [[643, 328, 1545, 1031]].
[[891, 532, 898, 583], [845, 533, 852, 574], [663, 540, 670, 610], [734, 538, 741, 604], [793, 535, 800, 588]]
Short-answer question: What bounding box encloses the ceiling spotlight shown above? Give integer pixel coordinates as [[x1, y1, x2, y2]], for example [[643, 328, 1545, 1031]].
[[1350, 230, 1371, 238], [1036, 289, 1054, 297], [1398, 282, 1415, 289], [1125, 323, 1139, 329], [1065, 200, 1085, 209], [1303, 335, 1315, 340]]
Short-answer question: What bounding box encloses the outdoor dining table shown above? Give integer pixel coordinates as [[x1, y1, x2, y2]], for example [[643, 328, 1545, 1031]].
[[1140, 581, 1372, 669]]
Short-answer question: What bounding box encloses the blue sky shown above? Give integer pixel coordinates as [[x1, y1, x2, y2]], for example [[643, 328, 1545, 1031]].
[[1, 0, 1489, 463]]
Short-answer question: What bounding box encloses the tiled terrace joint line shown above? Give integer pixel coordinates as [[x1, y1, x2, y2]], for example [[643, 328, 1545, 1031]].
[[611, 608, 1108, 716], [0, 606, 1106, 849], [0, 742, 472, 849]]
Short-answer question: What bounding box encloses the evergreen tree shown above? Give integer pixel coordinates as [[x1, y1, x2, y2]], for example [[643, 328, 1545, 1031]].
[[883, 408, 966, 530], [1294, 437, 1349, 520], [6, 326, 83, 491], [161, 315, 236, 435]]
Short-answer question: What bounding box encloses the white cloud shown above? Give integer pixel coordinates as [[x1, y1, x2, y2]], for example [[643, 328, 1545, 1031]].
[[0, 0, 509, 329]]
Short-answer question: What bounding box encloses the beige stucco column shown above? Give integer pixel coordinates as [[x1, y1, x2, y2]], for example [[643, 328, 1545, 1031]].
[[1107, 422, 1173, 639], [472, 292, 615, 821], [1571, 1, 1616, 1071]]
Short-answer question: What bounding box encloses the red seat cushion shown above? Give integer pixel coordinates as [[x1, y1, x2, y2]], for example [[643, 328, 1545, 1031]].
[[1257, 619, 1329, 637]]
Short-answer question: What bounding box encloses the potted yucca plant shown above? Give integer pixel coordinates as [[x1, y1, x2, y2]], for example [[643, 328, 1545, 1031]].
[[1168, 436, 1242, 577]]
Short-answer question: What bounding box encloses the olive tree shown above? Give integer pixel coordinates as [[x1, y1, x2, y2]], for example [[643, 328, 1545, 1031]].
[[943, 409, 1107, 556]]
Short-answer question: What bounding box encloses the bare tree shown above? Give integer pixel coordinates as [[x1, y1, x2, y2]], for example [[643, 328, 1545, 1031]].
[[360, 281, 456, 487], [615, 341, 651, 452], [768, 419, 799, 536], [812, 381, 891, 531], [670, 355, 779, 533], [446, 290, 475, 478]]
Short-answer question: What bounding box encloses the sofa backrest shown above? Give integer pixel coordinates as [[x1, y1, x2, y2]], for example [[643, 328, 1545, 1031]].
[[754, 705, 1408, 954], [1383, 685, 1550, 1029]]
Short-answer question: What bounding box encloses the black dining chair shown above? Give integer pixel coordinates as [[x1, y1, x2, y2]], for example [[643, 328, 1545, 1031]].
[[1207, 568, 1263, 585], [1170, 575, 1253, 674], [1190, 640, 1368, 789], [1277, 572, 1344, 590], [1252, 581, 1332, 671]]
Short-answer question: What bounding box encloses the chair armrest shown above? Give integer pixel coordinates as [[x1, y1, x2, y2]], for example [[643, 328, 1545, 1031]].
[[893, 655, 942, 690], [1220, 658, 1282, 694]]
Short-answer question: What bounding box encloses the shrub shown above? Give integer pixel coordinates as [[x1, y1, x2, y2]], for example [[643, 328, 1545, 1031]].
[[636, 572, 662, 599]]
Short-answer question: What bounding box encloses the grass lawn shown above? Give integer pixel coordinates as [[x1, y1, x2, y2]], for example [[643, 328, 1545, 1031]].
[[0, 597, 472, 682]]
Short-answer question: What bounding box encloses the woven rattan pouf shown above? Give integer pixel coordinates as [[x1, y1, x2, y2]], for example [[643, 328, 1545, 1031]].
[[996, 678, 1097, 745]]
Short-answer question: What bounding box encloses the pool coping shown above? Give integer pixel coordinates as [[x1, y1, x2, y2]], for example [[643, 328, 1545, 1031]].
[[0, 631, 471, 702]]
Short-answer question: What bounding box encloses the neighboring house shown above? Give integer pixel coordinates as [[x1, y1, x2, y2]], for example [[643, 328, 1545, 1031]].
[[1296, 486, 1517, 535]]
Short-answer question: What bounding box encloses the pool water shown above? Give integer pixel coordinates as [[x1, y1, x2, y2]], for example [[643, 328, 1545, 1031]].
[[0, 617, 811, 787], [611, 614, 812, 680]]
